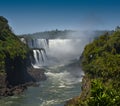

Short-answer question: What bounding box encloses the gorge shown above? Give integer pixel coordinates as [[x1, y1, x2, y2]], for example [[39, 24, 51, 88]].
[[1, 0, 120, 105], [0, 20, 100, 106], [1, 16, 117, 106]]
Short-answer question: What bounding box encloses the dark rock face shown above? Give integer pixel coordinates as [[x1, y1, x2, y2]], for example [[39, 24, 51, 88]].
[[0, 84, 27, 97], [0, 55, 46, 97], [5, 55, 34, 87], [28, 68, 47, 82], [0, 53, 47, 97], [0, 66, 46, 97], [0, 74, 7, 88], [5, 56, 27, 86]]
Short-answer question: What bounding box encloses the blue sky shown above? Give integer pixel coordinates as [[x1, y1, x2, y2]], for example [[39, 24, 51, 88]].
[[0, 0, 120, 34]]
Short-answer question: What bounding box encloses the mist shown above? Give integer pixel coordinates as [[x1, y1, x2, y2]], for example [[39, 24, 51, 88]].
[[25, 29, 104, 67], [47, 31, 96, 65]]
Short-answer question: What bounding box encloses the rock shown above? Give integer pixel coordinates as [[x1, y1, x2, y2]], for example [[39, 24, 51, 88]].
[[27, 67, 47, 81]]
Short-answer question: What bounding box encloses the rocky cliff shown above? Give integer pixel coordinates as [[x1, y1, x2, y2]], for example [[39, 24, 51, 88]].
[[0, 16, 46, 97]]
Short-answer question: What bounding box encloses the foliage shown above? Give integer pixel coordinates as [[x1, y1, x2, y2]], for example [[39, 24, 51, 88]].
[[87, 79, 120, 106], [0, 16, 29, 72], [82, 32, 120, 78], [66, 30, 120, 106], [81, 31, 120, 106]]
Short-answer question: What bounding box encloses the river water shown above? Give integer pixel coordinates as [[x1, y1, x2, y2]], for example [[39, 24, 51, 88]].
[[0, 60, 84, 106]]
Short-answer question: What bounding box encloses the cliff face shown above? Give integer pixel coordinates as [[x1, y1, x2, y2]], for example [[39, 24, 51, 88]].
[[0, 16, 46, 96], [65, 31, 120, 106]]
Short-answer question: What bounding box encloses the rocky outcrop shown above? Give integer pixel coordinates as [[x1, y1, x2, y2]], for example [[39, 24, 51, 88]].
[[28, 68, 46, 82], [0, 67, 46, 97], [0, 84, 27, 97]]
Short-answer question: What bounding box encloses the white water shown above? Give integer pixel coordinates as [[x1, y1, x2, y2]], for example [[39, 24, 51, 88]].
[[32, 50, 45, 67], [28, 39, 48, 49], [32, 39, 88, 67], [0, 61, 84, 106]]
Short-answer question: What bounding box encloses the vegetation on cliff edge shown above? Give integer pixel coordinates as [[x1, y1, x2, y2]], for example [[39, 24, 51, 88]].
[[0, 16, 29, 73], [66, 30, 120, 106]]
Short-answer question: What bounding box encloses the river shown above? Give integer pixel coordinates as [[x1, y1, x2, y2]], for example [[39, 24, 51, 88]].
[[0, 60, 84, 106]]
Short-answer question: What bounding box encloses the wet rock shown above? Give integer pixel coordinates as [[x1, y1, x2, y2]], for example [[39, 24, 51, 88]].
[[27, 67, 47, 81], [0, 67, 47, 97]]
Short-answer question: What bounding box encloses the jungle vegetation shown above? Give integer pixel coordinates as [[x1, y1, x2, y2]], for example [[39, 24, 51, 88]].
[[66, 29, 120, 106]]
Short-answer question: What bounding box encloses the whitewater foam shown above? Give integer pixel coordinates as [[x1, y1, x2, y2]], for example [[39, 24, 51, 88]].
[[45, 69, 83, 88]]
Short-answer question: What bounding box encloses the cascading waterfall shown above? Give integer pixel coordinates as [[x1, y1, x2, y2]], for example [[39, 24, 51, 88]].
[[32, 49, 47, 68], [27, 38, 88, 68], [28, 39, 49, 49], [27, 39, 49, 68], [33, 50, 39, 65]]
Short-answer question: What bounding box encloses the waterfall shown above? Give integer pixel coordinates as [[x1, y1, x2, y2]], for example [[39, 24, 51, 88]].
[[26, 38, 49, 68], [26, 38, 89, 68], [32, 49, 47, 68], [33, 50, 39, 65], [27, 39, 49, 50]]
